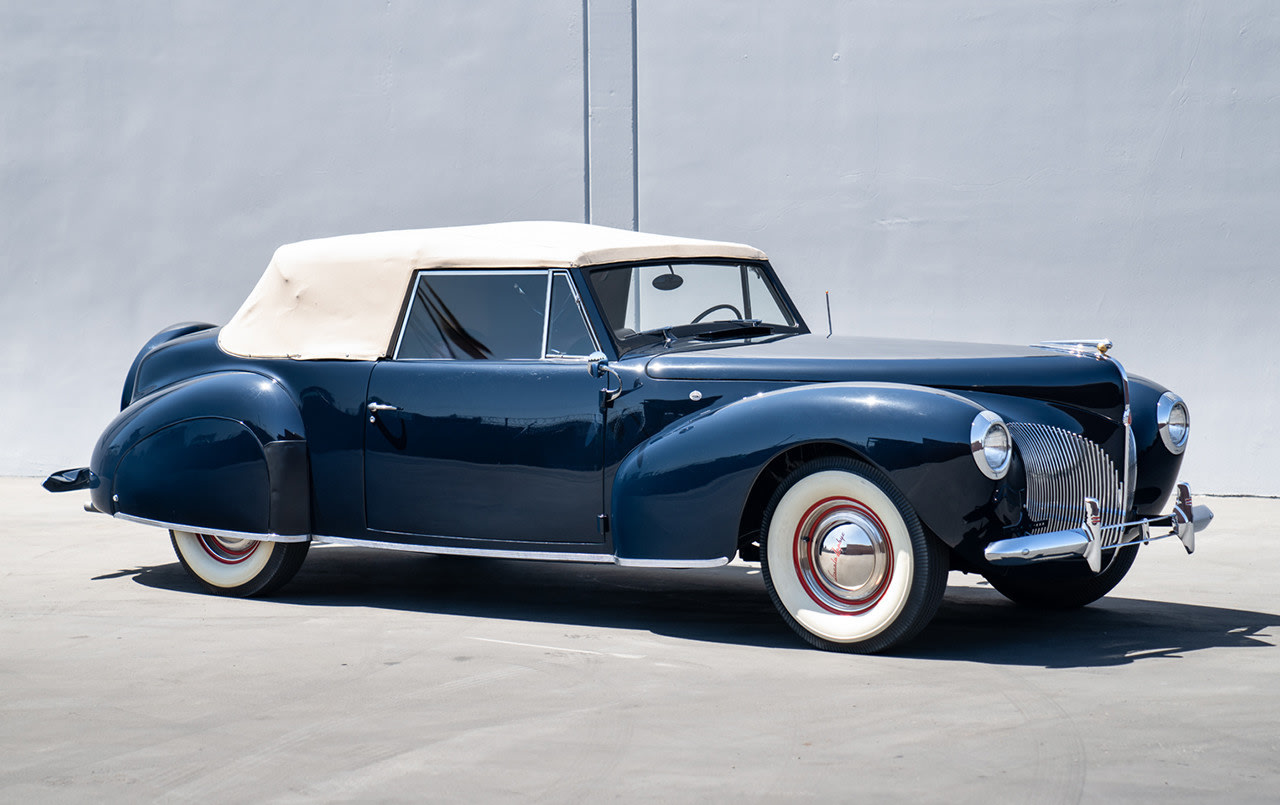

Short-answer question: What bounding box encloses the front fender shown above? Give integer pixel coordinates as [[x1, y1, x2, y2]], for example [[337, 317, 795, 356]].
[[90, 371, 309, 537], [1127, 374, 1186, 515], [610, 382, 999, 563]]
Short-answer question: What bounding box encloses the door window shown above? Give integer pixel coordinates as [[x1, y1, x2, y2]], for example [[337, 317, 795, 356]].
[[396, 271, 548, 360]]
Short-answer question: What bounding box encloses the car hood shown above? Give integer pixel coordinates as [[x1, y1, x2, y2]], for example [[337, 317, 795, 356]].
[[643, 334, 1126, 418]]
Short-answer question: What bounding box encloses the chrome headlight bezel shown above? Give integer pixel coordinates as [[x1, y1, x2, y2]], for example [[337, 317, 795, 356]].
[[971, 410, 1013, 480], [1156, 391, 1189, 454]]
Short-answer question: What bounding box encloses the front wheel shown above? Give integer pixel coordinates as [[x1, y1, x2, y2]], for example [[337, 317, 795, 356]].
[[170, 530, 310, 597], [760, 458, 948, 654]]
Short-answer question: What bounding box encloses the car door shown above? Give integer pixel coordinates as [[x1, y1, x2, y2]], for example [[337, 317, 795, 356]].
[[364, 269, 608, 546]]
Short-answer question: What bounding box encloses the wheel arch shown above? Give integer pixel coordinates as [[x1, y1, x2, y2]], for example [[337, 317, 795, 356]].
[[736, 441, 868, 560]]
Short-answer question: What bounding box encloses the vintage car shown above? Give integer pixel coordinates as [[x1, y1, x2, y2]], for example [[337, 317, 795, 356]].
[[46, 221, 1212, 653]]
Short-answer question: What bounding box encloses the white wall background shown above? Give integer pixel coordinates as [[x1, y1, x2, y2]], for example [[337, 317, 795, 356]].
[[3, 1, 1277, 494]]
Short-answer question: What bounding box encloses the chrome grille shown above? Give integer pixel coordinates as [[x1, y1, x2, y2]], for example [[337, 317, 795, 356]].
[[1008, 422, 1127, 548]]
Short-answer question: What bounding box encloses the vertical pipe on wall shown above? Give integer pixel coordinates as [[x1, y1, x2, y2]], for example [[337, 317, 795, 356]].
[[584, 0, 639, 231], [581, 0, 592, 225], [629, 0, 638, 230]]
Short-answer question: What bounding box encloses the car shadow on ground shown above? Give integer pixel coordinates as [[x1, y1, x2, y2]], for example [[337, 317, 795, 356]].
[[113, 546, 1278, 666], [904, 584, 1277, 667]]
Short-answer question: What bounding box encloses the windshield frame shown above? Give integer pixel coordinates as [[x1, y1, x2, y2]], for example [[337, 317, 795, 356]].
[[581, 258, 809, 355]]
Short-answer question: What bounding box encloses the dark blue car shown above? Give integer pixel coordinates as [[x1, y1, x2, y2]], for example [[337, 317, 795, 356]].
[[46, 221, 1212, 653]]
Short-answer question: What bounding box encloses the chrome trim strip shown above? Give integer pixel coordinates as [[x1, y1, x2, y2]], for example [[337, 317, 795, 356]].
[[295, 535, 730, 568], [113, 513, 310, 543], [1108, 351, 1135, 515], [392, 271, 425, 360], [313, 535, 615, 563], [564, 270, 604, 355], [540, 269, 554, 357], [613, 556, 731, 568]]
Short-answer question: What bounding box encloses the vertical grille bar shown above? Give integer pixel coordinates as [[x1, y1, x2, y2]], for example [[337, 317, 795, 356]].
[[1008, 422, 1126, 547]]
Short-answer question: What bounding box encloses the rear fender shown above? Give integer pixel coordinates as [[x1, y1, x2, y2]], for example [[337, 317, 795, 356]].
[[91, 371, 309, 538], [610, 382, 998, 563], [120, 322, 216, 409]]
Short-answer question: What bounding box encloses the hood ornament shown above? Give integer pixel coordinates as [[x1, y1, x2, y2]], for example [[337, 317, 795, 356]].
[[1035, 338, 1114, 358]]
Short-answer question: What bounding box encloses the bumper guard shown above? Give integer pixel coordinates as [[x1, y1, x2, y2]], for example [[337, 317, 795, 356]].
[[983, 482, 1213, 573]]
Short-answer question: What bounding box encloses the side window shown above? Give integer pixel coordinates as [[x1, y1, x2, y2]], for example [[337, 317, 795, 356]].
[[545, 273, 597, 357], [397, 272, 548, 360]]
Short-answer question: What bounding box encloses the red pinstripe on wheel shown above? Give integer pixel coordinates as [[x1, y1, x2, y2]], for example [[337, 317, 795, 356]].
[[791, 496, 894, 615]]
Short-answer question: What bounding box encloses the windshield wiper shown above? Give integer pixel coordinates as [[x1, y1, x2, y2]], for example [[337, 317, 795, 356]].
[[689, 320, 781, 341], [632, 320, 781, 345]]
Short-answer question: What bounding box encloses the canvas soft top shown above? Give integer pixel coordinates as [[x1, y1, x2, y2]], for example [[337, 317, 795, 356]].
[[217, 221, 767, 361]]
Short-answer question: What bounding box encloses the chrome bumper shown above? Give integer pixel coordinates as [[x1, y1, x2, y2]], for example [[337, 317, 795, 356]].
[[983, 482, 1213, 574]]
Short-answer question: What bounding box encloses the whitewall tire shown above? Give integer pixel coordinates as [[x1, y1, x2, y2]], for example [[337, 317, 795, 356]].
[[760, 458, 948, 654], [170, 530, 310, 597]]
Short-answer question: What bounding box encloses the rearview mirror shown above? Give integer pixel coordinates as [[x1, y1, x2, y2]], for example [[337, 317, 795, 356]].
[[652, 270, 684, 291]]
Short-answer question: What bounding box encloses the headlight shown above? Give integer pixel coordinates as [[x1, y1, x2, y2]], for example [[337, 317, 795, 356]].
[[970, 411, 1012, 480], [1156, 392, 1189, 454]]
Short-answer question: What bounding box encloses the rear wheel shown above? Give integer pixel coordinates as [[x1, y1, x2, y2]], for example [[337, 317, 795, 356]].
[[983, 541, 1139, 609], [760, 458, 948, 654], [170, 530, 310, 597]]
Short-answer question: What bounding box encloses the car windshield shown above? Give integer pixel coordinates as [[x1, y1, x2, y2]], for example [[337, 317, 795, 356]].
[[586, 262, 801, 350]]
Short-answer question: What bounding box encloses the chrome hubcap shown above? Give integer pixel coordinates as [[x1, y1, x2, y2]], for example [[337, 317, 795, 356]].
[[794, 497, 894, 613], [814, 511, 889, 596], [197, 534, 260, 564]]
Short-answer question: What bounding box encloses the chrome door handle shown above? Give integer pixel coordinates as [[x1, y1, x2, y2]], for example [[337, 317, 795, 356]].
[[367, 402, 400, 422]]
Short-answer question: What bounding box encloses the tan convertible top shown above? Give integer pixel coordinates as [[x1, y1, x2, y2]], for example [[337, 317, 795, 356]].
[[218, 221, 767, 361]]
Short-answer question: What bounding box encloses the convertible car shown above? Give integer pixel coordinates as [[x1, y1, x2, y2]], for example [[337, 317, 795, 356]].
[[46, 221, 1212, 653]]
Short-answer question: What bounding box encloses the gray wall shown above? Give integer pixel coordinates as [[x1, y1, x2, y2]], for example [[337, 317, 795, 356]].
[[4, 2, 1277, 494]]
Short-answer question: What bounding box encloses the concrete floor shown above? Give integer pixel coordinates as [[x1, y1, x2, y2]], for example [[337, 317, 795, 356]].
[[2, 478, 1277, 803]]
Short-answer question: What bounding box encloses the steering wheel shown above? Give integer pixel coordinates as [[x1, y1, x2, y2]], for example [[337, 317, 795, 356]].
[[691, 303, 744, 323]]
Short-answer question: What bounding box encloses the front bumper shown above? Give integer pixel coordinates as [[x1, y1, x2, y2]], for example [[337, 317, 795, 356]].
[[983, 482, 1213, 573]]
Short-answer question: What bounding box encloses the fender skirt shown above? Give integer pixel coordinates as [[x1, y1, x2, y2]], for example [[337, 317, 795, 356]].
[[90, 371, 311, 540]]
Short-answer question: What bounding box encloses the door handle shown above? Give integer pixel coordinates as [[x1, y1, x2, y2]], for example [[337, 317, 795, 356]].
[[367, 401, 400, 422]]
